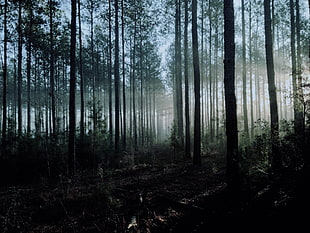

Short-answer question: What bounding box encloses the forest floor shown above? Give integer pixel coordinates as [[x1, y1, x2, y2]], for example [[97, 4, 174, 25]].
[[0, 148, 309, 233]]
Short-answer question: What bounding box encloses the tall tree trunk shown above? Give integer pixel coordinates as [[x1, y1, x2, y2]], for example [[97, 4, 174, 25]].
[[121, 0, 126, 149], [242, 0, 249, 141], [249, 0, 254, 140], [17, 1, 23, 136], [184, 0, 190, 159], [50, 0, 56, 136], [224, 0, 240, 192], [290, 0, 298, 128], [208, 0, 213, 142], [200, 0, 204, 139], [132, 18, 138, 151], [264, 0, 280, 176], [69, 0, 77, 176], [114, 0, 120, 157], [192, 0, 201, 166], [78, 0, 84, 139], [175, 0, 183, 147], [90, 1, 96, 134], [108, 0, 113, 148], [293, 0, 305, 165], [2, 0, 8, 151], [26, 6, 33, 134]]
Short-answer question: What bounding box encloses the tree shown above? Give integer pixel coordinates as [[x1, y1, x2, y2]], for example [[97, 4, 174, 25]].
[[49, 0, 56, 136], [290, 0, 304, 159], [1, 0, 8, 151], [264, 0, 280, 176], [78, 0, 85, 139], [184, 0, 190, 159], [192, 0, 201, 165], [17, 0, 23, 136], [174, 0, 183, 147], [114, 0, 120, 158], [241, 0, 249, 141], [224, 0, 240, 192], [69, 0, 77, 176], [108, 0, 113, 148], [121, 0, 126, 149], [25, 1, 33, 134]]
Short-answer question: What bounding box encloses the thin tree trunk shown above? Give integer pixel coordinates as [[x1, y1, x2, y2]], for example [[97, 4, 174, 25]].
[[121, 0, 126, 149], [78, 0, 84, 139], [17, 1, 23, 136], [26, 6, 33, 134], [108, 0, 113, 148], [184, 0, 190, 159], [208, 0, 213, 142], [175, 0, 183, 146], [50, 0, 56, 136], [249, 1, 254, 140], [192, 0, 201, 166], [2, 0, 8, 150], [114, 0, 120, 157], [69, 0, 77, 176], [264, 0, 280, 176], [90, 1, 96, 134], [242, 0, 249, 141], [294, 0, 305, 163], [224, 0, 240, 192], [132, 17, 138, 151]]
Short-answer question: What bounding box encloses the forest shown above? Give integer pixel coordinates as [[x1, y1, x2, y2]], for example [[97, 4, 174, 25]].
[[0, 0, 309, 232]]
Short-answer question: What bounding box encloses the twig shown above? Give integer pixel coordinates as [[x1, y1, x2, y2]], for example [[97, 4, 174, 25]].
[[59, 200, 76, 233]]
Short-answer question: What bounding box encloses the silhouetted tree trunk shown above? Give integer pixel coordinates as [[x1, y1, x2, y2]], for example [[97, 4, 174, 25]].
[[78, 0, 85, 139], [121, 0, 126, 149], [2, 0, 8, 150], [192, 0, 201, 166], [89, 0, 96, 134], [208, 0, 213, 143], [295, 0, 305, 163], [17, 0, 23, 136], [224, 0, 240, 192], [114, 0, 120, 157], [175, 0, 183, 146], [264, 0, 280, 176], [184, 0, 190, 159], [249, 0, 254, 140], [242, 0, 249, 141], [69, 0, 77, 176], [50, 0, 56, 136], [132, 17, 138, 151], [26, 4, 33, 134], [108, 0, 113, 148]]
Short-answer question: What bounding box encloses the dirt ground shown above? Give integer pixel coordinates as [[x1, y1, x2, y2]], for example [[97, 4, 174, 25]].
[[0, 152, 308, 232]]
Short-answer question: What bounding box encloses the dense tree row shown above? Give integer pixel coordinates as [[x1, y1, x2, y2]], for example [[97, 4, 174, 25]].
[[0, 0, 309, 183]]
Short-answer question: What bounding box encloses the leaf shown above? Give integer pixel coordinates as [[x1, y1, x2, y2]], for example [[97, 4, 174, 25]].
[[128, 216, 138, 229]]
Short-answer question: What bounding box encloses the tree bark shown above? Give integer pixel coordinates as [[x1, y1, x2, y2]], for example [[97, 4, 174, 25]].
[[121, 0, 126, 149], [224, 0, 240, 192], [175, 0, 183, 147], [108, 0, 113, 149], [114, 0, 120, 156], [2, 0, 8, 150], [184, 0, 190, 159], [192, 0, 201, 166], [78, 0, 84, 139], [264, 0, 280, 176], [242, 0, 249, 141], [69, 0, 77, 176], [50, 0, 56, 136]]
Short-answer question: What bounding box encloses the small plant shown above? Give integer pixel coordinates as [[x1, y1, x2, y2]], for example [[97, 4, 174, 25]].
[[168, 121, 182, 159]]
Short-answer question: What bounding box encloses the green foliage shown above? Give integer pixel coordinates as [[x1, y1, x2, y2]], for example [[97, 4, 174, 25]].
[[168, 121, 183, 157], [240, 119, 271, 178], [241, 118, 306, 179]]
